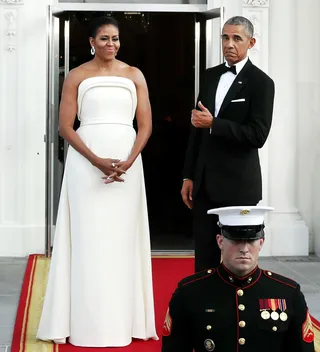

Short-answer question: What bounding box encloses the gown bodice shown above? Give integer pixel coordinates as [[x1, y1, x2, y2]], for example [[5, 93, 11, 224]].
[[77, 76, 137, 127]]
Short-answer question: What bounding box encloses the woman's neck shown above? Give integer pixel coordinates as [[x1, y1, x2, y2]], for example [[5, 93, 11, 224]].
[[92, 57, 117, 72]]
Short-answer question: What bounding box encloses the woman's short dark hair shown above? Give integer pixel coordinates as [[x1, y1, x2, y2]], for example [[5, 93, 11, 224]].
[[88, 16, 119, 38]]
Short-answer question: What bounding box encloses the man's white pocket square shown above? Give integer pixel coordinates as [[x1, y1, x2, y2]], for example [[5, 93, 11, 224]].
[[231, 98, 246, 102]]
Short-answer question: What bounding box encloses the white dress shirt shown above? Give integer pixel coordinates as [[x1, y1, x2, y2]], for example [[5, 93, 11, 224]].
[[214, 56, 249, 117]]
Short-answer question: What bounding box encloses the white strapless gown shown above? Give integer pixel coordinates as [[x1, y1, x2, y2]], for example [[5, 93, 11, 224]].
[[37, 76, 158, 347]]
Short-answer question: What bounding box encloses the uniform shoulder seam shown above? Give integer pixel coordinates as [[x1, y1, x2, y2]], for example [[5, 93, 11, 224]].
[[180, 268, 216, 287], [263, 270, 298, 289]]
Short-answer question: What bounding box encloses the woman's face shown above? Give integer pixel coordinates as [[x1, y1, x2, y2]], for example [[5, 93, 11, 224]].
[[90, 24, 120, 60]]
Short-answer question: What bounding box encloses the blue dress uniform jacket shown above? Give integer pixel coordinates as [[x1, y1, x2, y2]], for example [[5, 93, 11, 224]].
[[161, 264, 315, 352]]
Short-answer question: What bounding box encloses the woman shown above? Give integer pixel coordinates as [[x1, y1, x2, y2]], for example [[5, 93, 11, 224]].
[[37, 16, 158, 347]]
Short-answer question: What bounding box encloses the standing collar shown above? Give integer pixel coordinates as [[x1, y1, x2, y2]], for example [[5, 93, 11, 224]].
[[225, 56, 249, 75], [217, 262, 261, 288]]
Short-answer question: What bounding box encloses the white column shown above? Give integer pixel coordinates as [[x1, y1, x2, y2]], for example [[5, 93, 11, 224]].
[[241, 0, 271, 256], [294, 0, 320, 256], [267, 0, 309, 255]]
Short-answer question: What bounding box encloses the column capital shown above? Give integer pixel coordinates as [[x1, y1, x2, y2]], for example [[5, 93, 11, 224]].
[[243, 0, 269, 7]]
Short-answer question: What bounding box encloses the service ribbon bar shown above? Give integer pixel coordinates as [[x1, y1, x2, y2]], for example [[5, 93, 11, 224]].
[[268, 299, 279, 311], [278, 299, 287, 312]]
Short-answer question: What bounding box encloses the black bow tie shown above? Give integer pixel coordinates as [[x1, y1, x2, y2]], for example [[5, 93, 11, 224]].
[[222, 65, 237, 75]]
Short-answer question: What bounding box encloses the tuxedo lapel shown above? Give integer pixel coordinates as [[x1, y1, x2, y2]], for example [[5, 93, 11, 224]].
[[217, 60, 252, 118]]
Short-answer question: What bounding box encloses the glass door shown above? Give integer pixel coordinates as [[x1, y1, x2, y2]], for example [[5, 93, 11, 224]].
[[195, 6, 224, 103]]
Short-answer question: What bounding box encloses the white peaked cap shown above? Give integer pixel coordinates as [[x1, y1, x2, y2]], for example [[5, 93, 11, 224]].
[[207, 206, 274, 226]]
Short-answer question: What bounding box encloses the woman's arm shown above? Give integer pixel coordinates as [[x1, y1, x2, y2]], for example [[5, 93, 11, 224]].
[[114, 67, 152, 170]]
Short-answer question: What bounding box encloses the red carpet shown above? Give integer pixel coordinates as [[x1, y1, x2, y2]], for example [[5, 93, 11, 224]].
[[11, 255, 320, 351], [11, 255, 194, 352]]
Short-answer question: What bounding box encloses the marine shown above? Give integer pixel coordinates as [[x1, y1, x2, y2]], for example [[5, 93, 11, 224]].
[[162, 206, 315, 352]]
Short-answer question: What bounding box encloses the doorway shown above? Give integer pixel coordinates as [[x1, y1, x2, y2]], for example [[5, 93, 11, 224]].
[[46, 5, 224, 256]]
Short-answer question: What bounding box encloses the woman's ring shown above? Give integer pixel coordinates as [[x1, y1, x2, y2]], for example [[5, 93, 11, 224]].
[[112, 162, 116, 168]]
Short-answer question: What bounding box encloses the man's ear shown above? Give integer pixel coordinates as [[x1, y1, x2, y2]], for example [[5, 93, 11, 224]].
[[258, 238, 265, 251], [249, 37, 256, 49], [216, 234, 223, 250]]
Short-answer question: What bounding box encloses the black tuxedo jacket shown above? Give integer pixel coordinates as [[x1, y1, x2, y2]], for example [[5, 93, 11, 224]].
[[183, 59, 275, 205]]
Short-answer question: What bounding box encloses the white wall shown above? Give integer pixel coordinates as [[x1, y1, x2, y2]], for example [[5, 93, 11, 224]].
[[0, 0, 318, 256]]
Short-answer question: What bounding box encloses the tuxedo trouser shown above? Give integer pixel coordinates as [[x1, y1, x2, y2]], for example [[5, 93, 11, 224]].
[[192, 185, 257, 273]]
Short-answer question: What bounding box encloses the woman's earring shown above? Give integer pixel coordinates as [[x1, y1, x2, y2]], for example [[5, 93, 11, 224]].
[[90, 46, 95, 56]]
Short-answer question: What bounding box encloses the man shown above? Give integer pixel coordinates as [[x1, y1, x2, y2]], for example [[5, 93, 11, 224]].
[[181, 16, 275, 272], [162, 206, 315, 352]]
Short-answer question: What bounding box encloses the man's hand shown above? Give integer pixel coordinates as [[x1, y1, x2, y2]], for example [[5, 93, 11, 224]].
[[181, 180, 193, 209], [191, 101, 213, 129]]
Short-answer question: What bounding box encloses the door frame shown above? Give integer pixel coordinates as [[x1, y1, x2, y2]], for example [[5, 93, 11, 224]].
[[45, 3, 224, 257], [51, 3, 207, 14]]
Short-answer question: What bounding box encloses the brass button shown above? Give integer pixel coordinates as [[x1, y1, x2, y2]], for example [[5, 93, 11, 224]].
[[237, 289, 244, 297], [206, 325, 212, 330], [267, 271, 272, 276], [239, 338, 246, 345], [239, 321, 246, 328], [238, 304, 245, 311], [207, 269, 212, 274], [272, 326, 278, 332]]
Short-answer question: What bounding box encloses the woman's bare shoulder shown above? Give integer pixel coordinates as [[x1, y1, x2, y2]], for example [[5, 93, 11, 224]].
[[119, 64, 146, 86], [65, 62, 97, 87]]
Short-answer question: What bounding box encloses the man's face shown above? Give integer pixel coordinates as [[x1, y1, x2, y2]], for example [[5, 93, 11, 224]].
[[217, 235, 264, 276], [221, 24, 256, 66]]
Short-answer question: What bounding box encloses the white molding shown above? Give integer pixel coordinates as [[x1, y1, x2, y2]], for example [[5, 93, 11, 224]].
[[248, 13, 261, 54], [1, 6, 22, 226], [243, 0, 269, 6], [4, 10, 16, 52], [242, 5, 269, 70], [50, 3, 206, 13], [0, 0, 24, 5]]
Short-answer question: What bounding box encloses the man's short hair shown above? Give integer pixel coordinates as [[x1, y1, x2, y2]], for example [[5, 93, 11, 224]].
[[223, 16, 254, 38]]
